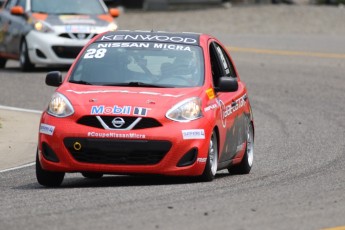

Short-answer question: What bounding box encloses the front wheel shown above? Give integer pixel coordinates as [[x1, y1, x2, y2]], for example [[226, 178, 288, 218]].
[[36, 151, 65, 187], [199, 130, 218, 182], [228, 121, 254, 174], [20, 40, 35, 72]]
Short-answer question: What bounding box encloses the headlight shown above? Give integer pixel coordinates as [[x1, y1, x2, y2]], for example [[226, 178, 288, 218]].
[[33, 20, 54, 33], [166, 97, 202, 122], [107, 22, 118, 31], [91, 23, 118, 34], [47, 93, 74, 117]]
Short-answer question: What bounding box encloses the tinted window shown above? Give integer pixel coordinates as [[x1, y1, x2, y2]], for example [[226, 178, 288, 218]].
[[213, 43, 237, 78], [31, 0, 106, 14], [69, 42, 204, 88]]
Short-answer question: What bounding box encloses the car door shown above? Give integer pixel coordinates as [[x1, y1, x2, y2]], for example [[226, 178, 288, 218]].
[[209, 41, 247, 163], [0, 0, 26, 56]]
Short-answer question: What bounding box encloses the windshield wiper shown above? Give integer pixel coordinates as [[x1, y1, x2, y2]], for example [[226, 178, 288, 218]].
[[69, 80, 93, 85], [103, 82, 167, 88]]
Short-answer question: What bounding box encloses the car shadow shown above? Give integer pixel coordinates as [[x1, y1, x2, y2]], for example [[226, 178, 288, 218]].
[[16, 171, 233, 190]]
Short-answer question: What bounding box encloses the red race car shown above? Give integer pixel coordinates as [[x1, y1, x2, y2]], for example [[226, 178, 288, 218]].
[[36, 30, 254, 187]]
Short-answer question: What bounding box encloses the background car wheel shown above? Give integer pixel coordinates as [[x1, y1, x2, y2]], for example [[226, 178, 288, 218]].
[[81, 172, 104, 179], [228, 121, 254, 175], [0, 58, 7, 68], [36, 151, 65, 187], [200, 130, 218, 182], [20, 40, 35, 72]]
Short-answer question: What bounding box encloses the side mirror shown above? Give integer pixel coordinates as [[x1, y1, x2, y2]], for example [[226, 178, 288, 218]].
[[10, 6, 24, 15], [46, 71, 62, 87], [217, 76, 238, 92], [109, 8, 120, 18]]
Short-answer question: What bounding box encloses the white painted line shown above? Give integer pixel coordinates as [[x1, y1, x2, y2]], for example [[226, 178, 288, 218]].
[[0, 105, 41, 173], [0, 162, 35, 173], [0, 105, 42, 114]]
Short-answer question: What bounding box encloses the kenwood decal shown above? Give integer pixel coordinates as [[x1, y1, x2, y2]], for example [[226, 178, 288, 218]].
[[100, 34, 198, 44]]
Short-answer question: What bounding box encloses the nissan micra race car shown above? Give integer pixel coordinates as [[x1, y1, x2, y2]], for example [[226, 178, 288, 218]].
[[36, 30, 254, 187], [0, 0, 119, 71]]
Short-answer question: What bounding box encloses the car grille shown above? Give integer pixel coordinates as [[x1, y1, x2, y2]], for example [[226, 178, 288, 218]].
[[52, 46, 83, 59], [59, 33, 97, 40], [77, 116, 162, 130], [64, 138, 172, 165]]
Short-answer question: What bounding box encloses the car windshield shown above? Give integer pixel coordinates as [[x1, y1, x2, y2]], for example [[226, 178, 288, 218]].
[[31, 0, 106, 15], [69, 42, 204, 88]]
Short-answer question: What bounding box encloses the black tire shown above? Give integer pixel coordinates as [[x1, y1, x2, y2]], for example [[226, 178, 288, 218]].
[[199, 130, 218, 182], [228, 121, 254, 175], [0, 58, 7, 68], [36, 152, 65, 187], [81, 172, 104, 179], [20, 39, 35, 72]]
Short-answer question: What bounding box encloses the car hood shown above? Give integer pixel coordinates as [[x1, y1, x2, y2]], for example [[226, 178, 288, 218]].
[[58, 84, 204, 116]]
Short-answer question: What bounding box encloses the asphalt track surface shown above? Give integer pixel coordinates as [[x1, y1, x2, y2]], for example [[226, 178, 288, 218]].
[[1, 5, 345, 230]]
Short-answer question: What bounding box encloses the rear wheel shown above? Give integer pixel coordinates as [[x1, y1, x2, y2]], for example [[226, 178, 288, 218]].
[[36, 151, 65, 187], [81, 172, 104, 179], [0, 58, 7, 68], [228, 121, 254, 174], [20, 39, 35, 72], [200, 130, 218, 182]]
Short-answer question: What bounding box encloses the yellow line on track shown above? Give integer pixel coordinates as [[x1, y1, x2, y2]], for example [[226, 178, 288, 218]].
[[227, 46, 345, 59], [322, 226, 345, 230]]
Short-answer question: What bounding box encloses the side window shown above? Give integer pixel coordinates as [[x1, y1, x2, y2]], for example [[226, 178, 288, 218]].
[[209, 43, 223, 87], [5, 0, 17, 10], [214, 43, 237, 78]]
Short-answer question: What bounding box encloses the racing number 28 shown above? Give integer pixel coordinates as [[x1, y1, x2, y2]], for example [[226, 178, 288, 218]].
[[84, 48, 107, 59]]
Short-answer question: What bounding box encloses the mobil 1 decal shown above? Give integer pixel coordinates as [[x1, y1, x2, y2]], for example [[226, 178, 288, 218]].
[[91, 105, 149, 116]]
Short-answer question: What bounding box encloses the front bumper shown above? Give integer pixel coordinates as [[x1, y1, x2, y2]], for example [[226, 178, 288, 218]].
[[26, 30, 89, 65], [38, 113, 213, 176]]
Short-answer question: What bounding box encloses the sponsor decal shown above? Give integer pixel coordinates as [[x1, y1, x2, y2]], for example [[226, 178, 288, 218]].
[[91, 105, 131, 115], [153, 43, 191, 51], [223, 94, 247, 118], [100, 34, 198, 44], [59, 15, 95, 25], [217, 94, 247, 127], [66, 25, 91, 33], [182, 129, 205, 140], [91, 106, 149, 116], [66, 89, 183, 98], [197, 158, 207, 163], [87, 132, 146, 139], [204, 103, 218, 112], [39, 123, 55, 136], [206, 88, 215, 99], [89, 43, 191, 58], [216, 98, 226, 128], [134, 107, 148, 116]]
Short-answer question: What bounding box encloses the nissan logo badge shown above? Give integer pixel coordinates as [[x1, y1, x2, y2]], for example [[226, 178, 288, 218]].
[[112, 117, 125, 128]]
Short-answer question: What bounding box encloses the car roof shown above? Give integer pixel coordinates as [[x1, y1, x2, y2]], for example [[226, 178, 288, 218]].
[[94, 30, 203, 46]]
